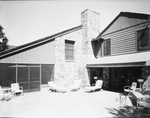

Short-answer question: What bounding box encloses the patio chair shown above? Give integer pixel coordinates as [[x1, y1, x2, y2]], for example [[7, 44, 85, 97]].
[[0, 86, 12, 101], [69, 80, 81, 92], [11, 83, 23, 96], [48, 81, 68, 93], [124, 82, 137, 93], [84, 80, 103, 93], [118, 82, 137, 104]]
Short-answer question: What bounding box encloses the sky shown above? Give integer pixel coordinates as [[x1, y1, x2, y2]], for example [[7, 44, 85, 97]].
[[0, 0, 150, 46]]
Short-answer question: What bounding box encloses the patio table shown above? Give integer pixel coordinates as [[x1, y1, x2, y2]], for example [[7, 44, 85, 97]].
[[2, 87, 12, 93], [2, 87, 13, 100]]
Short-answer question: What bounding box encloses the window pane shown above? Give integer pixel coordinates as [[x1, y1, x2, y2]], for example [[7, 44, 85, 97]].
[[104, 39, 111, 56], [18, 67, 28, 82], [30, 67, 40, 81], [65, 40, 74, 60], [137, 28, 149, 51]]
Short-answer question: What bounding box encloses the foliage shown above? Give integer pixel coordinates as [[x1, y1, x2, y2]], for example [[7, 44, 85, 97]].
[[0, 25, 9, 51]]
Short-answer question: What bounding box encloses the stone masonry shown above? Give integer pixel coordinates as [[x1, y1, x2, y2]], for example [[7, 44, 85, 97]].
[[81, 9, 100, 85], [54, 9, 100, 87]]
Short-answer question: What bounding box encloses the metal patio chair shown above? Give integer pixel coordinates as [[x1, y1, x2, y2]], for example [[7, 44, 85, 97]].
[[11, 83, 23, 97], [124, 82, 137, 93], [116, 82, 137, 105]]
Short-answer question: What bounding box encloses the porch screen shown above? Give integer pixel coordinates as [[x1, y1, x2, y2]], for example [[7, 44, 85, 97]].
[[14, 65, 41, 92], [30, 67, 40, 90], [18, 67, 29, 90]]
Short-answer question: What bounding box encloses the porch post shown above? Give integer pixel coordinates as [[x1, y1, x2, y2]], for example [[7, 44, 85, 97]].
[[16, 64, 18, 83]]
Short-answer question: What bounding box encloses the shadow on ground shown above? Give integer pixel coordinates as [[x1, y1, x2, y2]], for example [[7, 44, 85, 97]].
[[106, 105, 149, 118]]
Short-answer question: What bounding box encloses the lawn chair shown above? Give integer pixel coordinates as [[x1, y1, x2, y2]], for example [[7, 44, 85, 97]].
[[84, 80, 103, 93], [11, 83, 23, 96], [48, 81, 68, 93], [117, 82, 138, 104], [124, 82, 137, 93], [0, 86, 12, 101]]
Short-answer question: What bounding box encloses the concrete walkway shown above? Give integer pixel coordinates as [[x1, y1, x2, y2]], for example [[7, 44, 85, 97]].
[[0, 88, 143, 118]]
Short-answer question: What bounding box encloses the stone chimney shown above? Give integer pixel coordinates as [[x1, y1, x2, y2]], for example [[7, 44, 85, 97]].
[[81, 9, 100, 60], [79, 9, 100, 85]]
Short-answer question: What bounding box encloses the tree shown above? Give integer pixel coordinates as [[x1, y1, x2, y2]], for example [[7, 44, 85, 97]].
[[0, 25, 8, 51]]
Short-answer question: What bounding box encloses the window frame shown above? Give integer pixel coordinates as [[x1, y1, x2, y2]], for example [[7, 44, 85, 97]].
[[65, 40, 75, 61], [103, 38, 111, 56], [137, 27, 150, 51]]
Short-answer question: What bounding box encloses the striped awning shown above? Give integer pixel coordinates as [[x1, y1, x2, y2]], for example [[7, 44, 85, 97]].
[[87, 51, 150, 68]]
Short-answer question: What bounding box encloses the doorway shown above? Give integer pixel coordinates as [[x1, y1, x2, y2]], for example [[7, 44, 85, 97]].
[[109, 68, 119, 92], [119, 68, 130, 91], [130, 67, 142, 88]]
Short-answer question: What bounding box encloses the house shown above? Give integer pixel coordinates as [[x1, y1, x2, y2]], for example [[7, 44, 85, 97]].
[[0, 9, 100, 92], [87, 12, 150, 92], [1, 10, 150, 93]]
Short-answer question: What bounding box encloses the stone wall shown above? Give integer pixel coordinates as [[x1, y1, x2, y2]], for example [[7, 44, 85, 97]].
[[54, 9, 100, 87], [54, 29, 82, 87], [81, 9, 100, 58], [80, 9, 100, 85]]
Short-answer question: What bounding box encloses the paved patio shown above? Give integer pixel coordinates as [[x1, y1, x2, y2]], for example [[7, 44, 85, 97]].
[[0, 88, 144, 118]]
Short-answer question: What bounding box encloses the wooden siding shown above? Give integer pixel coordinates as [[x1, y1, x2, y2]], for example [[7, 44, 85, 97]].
[[104, 16, 147, 35], [100, 23, 150, 56], [0, 41, 55, 64]]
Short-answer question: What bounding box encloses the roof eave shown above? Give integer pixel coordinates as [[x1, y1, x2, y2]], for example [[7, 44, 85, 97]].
[[0, 25, 82, 59], [95, 12, 150, 41]]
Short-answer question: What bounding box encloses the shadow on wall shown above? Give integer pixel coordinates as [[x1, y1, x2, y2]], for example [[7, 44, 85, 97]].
[[91, 40, 102, 58], [105, 105, 148, 118], [91, 38, 104, 58]]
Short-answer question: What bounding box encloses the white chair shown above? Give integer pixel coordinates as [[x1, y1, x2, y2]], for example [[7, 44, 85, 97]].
[[0, 86, 12, 101], [84, 80, 103, 92], [124, 82, 137, 93], [48, 81, 68, 93], [11, 83, 23, 96], [121, 82, 137, 105]]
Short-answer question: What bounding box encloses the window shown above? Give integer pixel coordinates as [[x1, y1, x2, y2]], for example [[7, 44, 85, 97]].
[[103, 39, 111, 56], [137, 28, 150, 51], [65, 40, 75, 60]]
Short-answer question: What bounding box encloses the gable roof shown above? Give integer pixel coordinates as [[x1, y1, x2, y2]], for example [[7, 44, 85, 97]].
[[0, 25, 82, 59], [94, 12, 150, 41]]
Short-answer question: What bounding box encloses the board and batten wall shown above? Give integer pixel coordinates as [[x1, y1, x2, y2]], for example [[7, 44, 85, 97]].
[[0, 40, 55, 64]]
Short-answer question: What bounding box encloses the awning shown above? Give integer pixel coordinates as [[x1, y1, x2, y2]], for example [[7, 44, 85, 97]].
[[87, 62, 145, 68], [87, 51, 150, 68], [146, 59, 150, 66]]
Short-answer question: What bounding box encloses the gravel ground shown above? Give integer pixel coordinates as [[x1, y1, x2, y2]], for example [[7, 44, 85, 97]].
[[0, 88, 144, 118]]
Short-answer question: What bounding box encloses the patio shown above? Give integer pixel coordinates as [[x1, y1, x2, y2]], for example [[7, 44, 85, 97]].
[[0, 88, 144, 118]]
